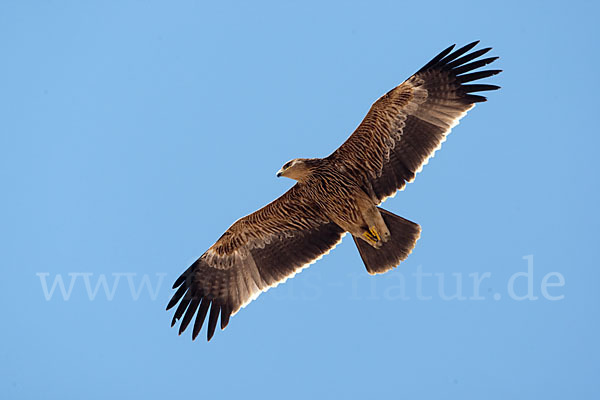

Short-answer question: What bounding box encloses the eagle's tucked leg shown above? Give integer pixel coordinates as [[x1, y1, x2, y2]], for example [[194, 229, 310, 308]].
[[359, 203, 391, 247]]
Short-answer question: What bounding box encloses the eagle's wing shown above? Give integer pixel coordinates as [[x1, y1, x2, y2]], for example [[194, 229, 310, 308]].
[[167, 184, 344, 341], [328, 41, 501, 204]]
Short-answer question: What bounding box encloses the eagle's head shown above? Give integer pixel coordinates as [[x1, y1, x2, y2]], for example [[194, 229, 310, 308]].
[[276, 158, 315, 182]]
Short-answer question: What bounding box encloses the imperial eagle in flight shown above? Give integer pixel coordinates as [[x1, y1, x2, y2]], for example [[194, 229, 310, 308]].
[[167, 41, 501, 341]]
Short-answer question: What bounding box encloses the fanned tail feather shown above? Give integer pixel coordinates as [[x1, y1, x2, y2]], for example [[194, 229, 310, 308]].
[[353, 208, 421, 274]]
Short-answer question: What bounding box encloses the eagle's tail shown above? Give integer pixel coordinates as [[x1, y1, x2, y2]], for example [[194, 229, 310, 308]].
[[352, 208, 421, 275]]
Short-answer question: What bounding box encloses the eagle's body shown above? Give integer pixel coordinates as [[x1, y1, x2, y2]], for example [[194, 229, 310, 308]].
[[167, 41, 501, 341], [277, 158, 390, 245]]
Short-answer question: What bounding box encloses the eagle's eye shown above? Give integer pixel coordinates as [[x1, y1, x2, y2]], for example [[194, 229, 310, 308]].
[[283, 161, 293, 170]]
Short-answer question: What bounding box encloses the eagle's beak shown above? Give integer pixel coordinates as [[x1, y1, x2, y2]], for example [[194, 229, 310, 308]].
[[276, 170, 283, 178]]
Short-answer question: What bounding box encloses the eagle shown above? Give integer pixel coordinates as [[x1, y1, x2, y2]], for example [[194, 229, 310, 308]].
[[167, 41, 501, 341]]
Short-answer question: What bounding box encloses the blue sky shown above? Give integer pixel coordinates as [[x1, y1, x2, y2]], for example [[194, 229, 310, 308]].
[[1, 1, 599, 399]]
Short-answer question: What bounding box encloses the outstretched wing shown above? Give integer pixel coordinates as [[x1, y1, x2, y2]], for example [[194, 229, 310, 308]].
[[167, 185, 345, 341], [328, 41, 501, 204]]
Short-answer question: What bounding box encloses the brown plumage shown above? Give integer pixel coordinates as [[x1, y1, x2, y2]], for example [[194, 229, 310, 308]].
[[167, 41, 501, 341]]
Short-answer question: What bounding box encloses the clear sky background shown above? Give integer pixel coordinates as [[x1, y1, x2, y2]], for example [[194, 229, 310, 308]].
[[1, 1, 599, 399]]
